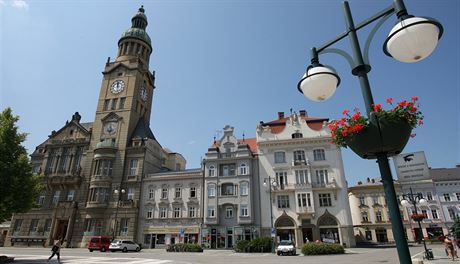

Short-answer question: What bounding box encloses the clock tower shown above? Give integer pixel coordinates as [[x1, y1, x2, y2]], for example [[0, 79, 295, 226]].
[[84, 6, 163, 242]]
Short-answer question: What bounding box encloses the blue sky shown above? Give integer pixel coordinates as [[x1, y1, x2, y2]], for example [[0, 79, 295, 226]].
[[1, 0, 459, 185]]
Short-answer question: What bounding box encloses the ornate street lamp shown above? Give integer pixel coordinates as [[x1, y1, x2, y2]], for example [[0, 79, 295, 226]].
[[401, 188, 432, 259], [112, 188, 126, 240], [297, 1, 442, 263], [263, 177, 277, 253]]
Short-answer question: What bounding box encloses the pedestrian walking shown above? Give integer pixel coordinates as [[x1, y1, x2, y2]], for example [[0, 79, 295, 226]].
[[444, 236, 456, 261], [47, 237, 62, 263]]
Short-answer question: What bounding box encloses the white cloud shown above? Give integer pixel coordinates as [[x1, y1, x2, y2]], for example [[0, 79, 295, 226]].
[[0, 0, 6, 6], [11, 0, 28, 9]]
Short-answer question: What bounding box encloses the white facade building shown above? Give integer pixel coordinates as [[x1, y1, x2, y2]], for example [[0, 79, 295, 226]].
[[431, 166, 460, 230], [256, 110, 355, 247]]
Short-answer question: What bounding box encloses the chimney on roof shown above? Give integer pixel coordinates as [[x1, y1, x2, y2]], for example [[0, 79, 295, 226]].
[[367, 177, 370, 183], [371, 179, 375, 183], [357, 181, 362, 185], [299, 110, 307, 117], [278, 112, 284, 119]]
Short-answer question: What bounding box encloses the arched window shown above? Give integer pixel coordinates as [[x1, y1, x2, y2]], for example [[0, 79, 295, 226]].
[[239, 163, 248, 175], [292, 132, 303, 139], [208, 165, 216, 177]]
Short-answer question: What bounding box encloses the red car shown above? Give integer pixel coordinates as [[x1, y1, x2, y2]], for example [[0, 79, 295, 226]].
[[88, 236, 112, 252]]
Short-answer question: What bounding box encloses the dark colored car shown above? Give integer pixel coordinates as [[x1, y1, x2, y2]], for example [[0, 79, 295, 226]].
[[88, 236, 112, 252]]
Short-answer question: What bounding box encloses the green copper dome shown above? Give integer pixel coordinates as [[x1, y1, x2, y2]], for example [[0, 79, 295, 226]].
[[119, 5, 151, 45]]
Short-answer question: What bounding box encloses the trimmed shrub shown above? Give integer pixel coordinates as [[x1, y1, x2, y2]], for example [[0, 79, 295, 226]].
[[166, 243, 203, 252], [301, 243, 345, 255], [235, 237, 273, 253]]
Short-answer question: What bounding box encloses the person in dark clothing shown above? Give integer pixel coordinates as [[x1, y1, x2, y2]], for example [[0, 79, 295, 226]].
[[47, 237, 62, 263]]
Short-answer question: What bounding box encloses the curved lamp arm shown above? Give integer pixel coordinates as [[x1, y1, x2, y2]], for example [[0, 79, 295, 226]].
[[363, 12, 393, 65], [319, 48, 355, 70]]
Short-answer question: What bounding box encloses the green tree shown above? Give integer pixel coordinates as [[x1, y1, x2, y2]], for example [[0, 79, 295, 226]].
[[0, 107, 42, 223]]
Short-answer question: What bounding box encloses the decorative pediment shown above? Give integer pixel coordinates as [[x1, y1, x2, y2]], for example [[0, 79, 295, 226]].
[[101, 112, 122, 122]]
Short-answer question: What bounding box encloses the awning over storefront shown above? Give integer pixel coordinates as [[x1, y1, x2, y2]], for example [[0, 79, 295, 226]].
[[145, 226, 200, 234]]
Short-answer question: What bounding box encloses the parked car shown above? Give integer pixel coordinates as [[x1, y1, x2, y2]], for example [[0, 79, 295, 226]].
[[276, 240, 296, 256], [109, 240, 141, 252], [88, 236, 112, 252]]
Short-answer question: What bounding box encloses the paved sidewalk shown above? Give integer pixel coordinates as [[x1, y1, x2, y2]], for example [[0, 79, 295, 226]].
[[412, 244, 459, 264]]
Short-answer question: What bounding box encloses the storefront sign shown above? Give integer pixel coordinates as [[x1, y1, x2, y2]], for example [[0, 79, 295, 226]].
[[145, 226, 200, 234], [393, 151, 430, 182]]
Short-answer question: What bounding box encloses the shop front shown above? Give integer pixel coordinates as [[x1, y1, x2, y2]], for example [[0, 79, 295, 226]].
[[201, 226, 259, 249], [144, 226, 200, 249]]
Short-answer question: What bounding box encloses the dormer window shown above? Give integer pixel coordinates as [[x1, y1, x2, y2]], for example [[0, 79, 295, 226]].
[[292, 132, 303, 139]]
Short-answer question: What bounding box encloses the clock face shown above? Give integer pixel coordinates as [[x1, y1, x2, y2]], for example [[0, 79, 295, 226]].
[[103, 122, 118, 135], [110, 80, 125, 94], [140, 86, 148, 102]]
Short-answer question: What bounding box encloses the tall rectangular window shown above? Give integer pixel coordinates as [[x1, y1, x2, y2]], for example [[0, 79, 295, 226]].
[[361, 211, 369, 222], [220, 164, 236, 176], [207, 206, 215, 218], [276, 172, 288, 189], [127, 188, 135, 200], [173, 207, 181, 218], [226, 207, 233, 218], [359, 195, 366, 206], [38, 192, 46, 205], [188, 207, 196, 218], [29, 219, 39, 234], [175, 187, 181, 198], [52, 191, 61, 205], [119, 97, 126, 109], [295, 170, 308, 184], [456, 193, 460, 201], [444, 193, 451, 201], [67, 190, 75, 201], [431, 209, 439, 219], [147, 208, 153, 219], [240, 182, 249, 196], [129, 159, 138, 176], [274, 152, 286, 163], [13, 219, 23, 235], [319, 193, 332, 207], [207, 185, 216, 197], [44, 219, 52, 234], [240, 205, 249, 217], [161, 188, 168, 199], [111, 98, 118, 110], [315, 170, 329, 185], [313, 149, 326, 161], [190, 187, 196, 198], [297, 193, 308, 207], [120, 218, 128, 235], [427, 192, 433, 201], [148, 188, 154, 200], [376, 211, 383, 222], [277, 195, 290, 208], [59, 148, 70, 172], [160, 207, 167, 218], [103, 99, 110, 111]]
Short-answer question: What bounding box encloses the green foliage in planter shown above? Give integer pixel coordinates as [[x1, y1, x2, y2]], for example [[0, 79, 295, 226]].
[[235, 237, 273, 253], [301, 243, 345, 255], [166, 243, 203, 252]]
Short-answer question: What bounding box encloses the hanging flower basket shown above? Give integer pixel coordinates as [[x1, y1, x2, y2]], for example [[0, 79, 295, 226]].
[[345, 116, 412, 159], [328, 97, 424, 160], [411, 213, 427, 221]]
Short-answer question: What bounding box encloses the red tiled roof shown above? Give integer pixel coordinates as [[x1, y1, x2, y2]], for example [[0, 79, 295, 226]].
[[261, 116, 328, 134]]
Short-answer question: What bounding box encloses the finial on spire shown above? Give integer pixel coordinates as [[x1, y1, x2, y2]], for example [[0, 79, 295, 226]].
[[139, 5, 145, 13], [242, 132, 245, 142]]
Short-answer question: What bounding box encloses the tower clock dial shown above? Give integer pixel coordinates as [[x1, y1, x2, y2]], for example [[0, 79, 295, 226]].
[[110, 80, 125, 94], [140, 86, 148, 102], [103, 122, 118, 135]]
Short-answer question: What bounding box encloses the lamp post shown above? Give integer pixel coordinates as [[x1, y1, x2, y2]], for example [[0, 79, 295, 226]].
[[401, 188, 431, 259], [263, 176, 277, 253], [112, 188, 125, 240], [297, 1, 442, 263]]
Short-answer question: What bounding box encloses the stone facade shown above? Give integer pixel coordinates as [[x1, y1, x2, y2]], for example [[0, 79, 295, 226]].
[[138, 169, 202, 249], [348, 178, 415, 243], [257, 111, 355, 247], [202, 125, 261, 249], [6, 7, 183, 248]]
